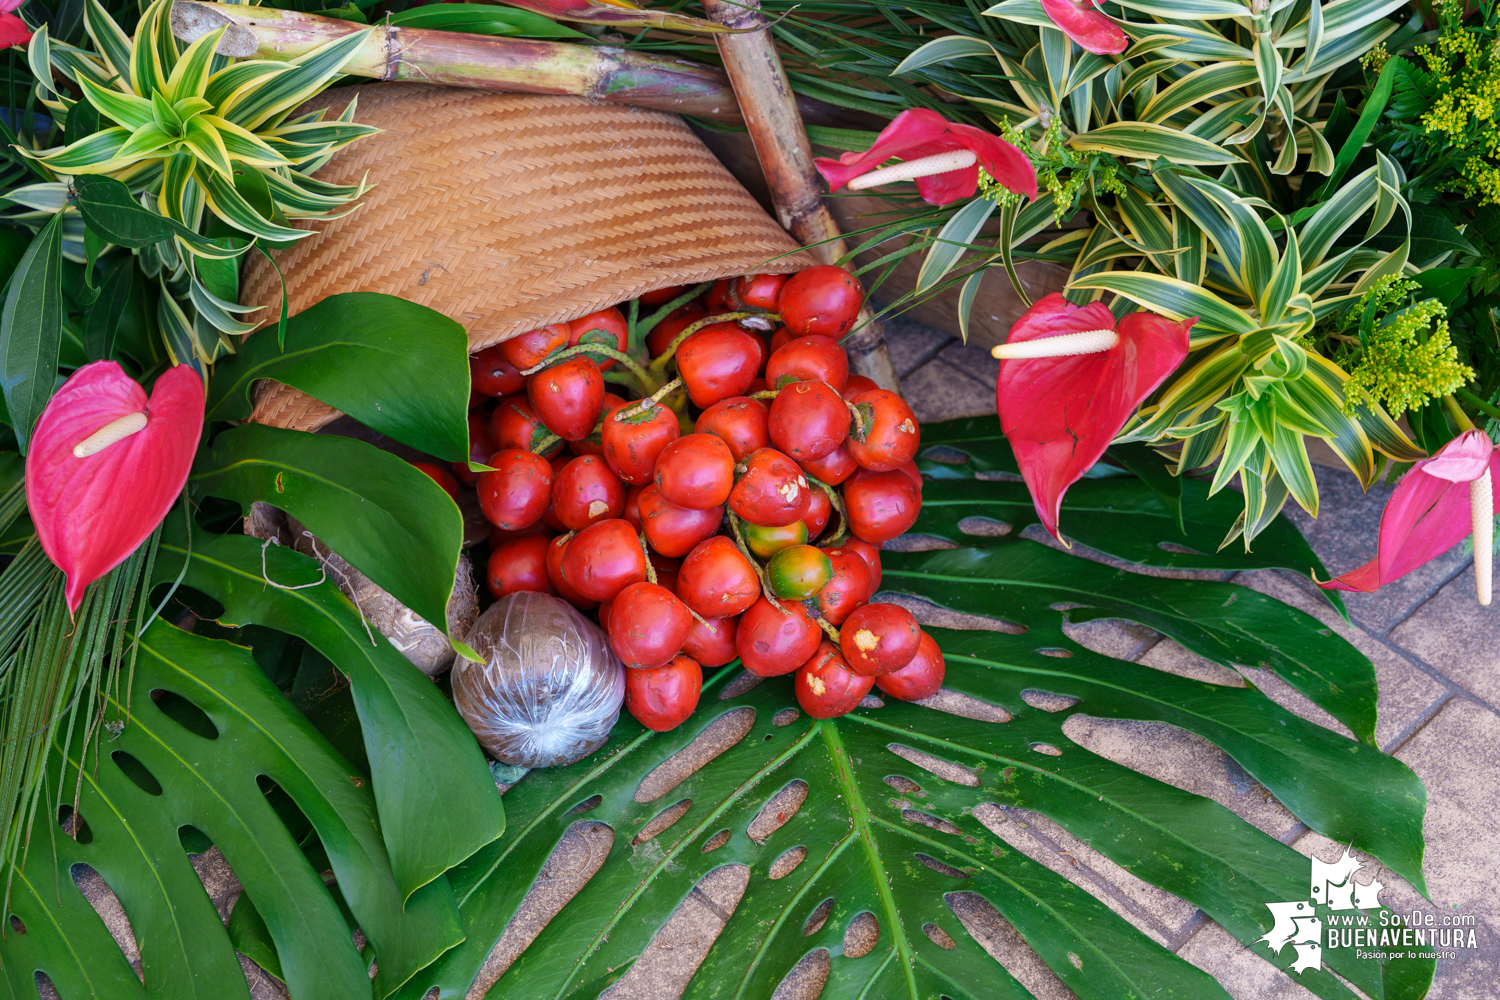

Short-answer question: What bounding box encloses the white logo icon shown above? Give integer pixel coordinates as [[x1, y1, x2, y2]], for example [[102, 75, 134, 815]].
[[1259, 846, 1384, 974]]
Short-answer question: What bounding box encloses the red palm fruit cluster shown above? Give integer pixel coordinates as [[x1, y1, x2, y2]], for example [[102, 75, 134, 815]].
[[452, 265, 941, 734]]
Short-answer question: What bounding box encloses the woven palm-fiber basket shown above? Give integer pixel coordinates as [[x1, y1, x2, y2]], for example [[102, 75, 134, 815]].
[[241, 83, 815, 434]]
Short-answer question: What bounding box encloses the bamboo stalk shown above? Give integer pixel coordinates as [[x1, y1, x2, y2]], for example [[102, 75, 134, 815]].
[[171, 1, 745, 122], [700, 0, 901, 392]]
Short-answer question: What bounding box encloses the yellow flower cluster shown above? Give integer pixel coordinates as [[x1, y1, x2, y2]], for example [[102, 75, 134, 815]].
[[1419, 11, 1500, 203], [989, 117, 1123, 223], [1341, 280, 1475, 416]]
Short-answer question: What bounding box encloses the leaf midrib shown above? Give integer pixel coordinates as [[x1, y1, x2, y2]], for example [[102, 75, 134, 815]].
[[821, 723, 919, 997]]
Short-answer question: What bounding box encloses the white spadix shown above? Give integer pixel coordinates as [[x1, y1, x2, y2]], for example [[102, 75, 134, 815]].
[[1473, 471, 1493, 606], [847, 149, 978, 190], [991, 329, 1119, 360], [73, 412, 149, 458]]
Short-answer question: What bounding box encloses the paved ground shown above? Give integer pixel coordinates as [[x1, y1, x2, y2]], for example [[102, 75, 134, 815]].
[[881, 310, 1500, 1000]]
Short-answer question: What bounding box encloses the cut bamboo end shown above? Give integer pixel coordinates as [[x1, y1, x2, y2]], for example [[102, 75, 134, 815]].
[[991, 329, 1119, 360], [1473, 471, 1493, 606], [847, 149, 978, 190], [73, 412, 148, 458]]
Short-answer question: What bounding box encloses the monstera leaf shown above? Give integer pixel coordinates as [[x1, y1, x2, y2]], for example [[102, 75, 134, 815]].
[[915, 418, 1340, 580], [1, 620, 463, 1000], [0, 519, 507, 998], [390, 558, 1429, 999], [154, 521, 504, 896]]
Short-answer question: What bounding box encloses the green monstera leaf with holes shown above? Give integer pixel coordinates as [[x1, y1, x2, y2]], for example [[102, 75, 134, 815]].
[[1, 619, 466, 1000], [0, 521, 505, 1000], [385, 545, 1430, 1000]]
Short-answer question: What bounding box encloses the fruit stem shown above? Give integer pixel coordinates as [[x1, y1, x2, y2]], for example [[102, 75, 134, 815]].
[[633, 281, 714, 349], [727, 511, 784, 612], [615, 378, 685, 422], [809, 476, 850, 547], [648, 311, 778, 374], [750, 389, 779, 400], [815, 616, 841, 643], [638, 532, 658, 585], [530, 432, 562, 455], [521, 344, 656, 389], [844, 399, 868, 440]]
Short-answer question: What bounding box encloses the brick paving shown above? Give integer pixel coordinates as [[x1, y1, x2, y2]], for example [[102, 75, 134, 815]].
[[883, 310, 1500, 1000]]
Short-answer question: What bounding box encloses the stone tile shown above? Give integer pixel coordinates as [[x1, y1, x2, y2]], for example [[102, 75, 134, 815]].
[[1391, 565, 1500, 709], [876, 307, 954, 378], [1136, 638, 1245, 687], [946, 890, 1079, 1000], [900, 358, 996, 423], [1279, 467, 1469, 632], [1391, 699, 1500, 997], [874, 590, 1026, 635], [1234, 570, 1451, 751], [938, 341, 1000, 390], [1176, 920, 1320, 1000], [1060, 716, 1304, 842], [1059, 618, 1161, 661], [971, 803, 1202, 949]]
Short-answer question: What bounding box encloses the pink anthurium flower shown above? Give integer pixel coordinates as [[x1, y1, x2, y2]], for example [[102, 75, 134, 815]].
[[0, 7, 31, 49], [1318, 429, 1496, 606], [993, 293, 1193, 541], [26, 362, 204, 612], [1040, 0, 1128, 55], [814, 108, 1038, 207]]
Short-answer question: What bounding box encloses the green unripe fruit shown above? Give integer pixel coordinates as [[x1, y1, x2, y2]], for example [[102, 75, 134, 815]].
[[742, 520, 808, 559], [766, 544, 833, 600]]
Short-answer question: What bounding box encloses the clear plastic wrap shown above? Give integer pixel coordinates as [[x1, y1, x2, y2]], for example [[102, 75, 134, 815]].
[[452, 591, 625, 768]]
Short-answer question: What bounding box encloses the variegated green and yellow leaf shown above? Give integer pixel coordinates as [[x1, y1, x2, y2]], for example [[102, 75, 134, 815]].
[[1069, 122, 1240, 165], [1140, 62, 1258, 124], [22, 127, 133, 173], [204, 61, 291, 112], [115, 122, 179, 161], [1261, 227, 1301, 323], [202, 116, 294, 167], [1069, 271, 1257, 337], [200, 170, 313, 242], [167, 26, 228, 103], [180, 117, 233, 180], [83, 0, 134, 86], [218, 29, 374, 132], [78, 74, 155, 131], [130, 0, 176, 107]]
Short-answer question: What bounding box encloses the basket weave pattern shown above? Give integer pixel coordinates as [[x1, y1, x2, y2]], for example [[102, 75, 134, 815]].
[[242, 84, 813, 433]]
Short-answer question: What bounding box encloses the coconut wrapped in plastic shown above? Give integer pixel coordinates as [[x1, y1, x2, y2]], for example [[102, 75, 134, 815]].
[[452, 591, 625, 768]]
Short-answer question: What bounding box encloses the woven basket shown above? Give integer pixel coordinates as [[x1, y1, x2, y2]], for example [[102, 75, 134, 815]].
[[241, 83, 815, 434]]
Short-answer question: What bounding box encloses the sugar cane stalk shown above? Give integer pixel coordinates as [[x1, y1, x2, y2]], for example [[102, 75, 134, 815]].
[[700, 0, 902, 392], [171, 1, 745, 122]]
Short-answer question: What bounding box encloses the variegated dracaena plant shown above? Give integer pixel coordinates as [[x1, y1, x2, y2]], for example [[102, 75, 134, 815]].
[[1074, 156, 1426, 549], [890, 0, 1427, 546], [6, 0, 377, 366]]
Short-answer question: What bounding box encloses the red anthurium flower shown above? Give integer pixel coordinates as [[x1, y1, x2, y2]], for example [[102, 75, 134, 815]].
[[1318, 429, 1495, 606], [814, 108, 1038, 207], [0, 11, 32, 48], [1040, 0, 1128, 55], [26, 362, 205, 612], [993, 293, 1192, 541]]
